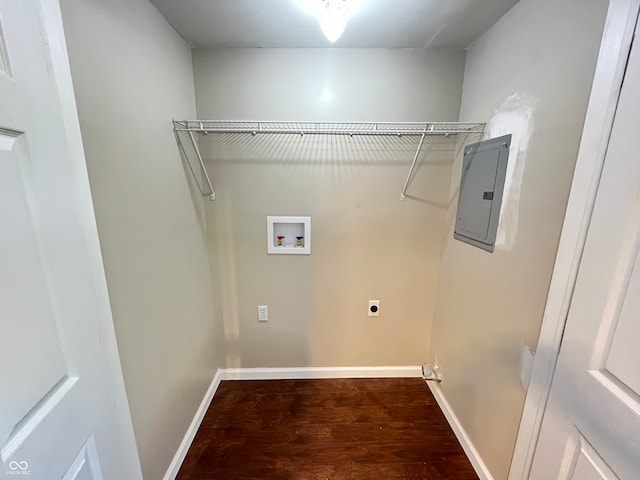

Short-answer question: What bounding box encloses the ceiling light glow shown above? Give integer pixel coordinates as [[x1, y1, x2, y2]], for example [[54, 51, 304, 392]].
[[297, 0, 361, 43], [320, 87, 334, 103]]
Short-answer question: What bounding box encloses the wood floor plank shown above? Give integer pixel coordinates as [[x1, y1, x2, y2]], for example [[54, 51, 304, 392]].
[[184, 462, 478, 480], [198, 421, 453, 446], [209, 387, 437, 411], [176, 378, 478, 479]]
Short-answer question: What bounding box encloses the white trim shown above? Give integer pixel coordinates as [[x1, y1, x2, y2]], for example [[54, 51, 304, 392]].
[[427, 382, 494, 480], [219, 366, 422, 380], [508, 1, 640, 479], [163, 370, 223, 480]]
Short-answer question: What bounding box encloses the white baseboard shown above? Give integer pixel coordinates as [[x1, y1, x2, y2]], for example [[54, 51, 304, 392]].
[[219, 365, 422, 380], [163, 369, 222, 480], [427, 382, 494, 480]]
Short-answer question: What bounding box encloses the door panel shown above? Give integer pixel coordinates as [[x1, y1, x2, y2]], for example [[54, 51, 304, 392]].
[[0, 15, 11, 77], [61, 436, 104, 480], [0, 1, 139, 479], [0, 131, 68, 446], [530, 25, 640, 480], [564, 432, 618, 480], [604, 255, 640, 394]]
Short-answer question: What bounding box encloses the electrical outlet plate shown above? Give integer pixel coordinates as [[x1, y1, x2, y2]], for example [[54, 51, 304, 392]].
[[257, 305, 268, 322], [368, 300, 380, 317]]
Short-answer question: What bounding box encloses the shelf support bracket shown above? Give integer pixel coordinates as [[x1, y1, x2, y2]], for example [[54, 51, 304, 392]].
[[187, 130, 216, 201], [400, 130, 427, 200]]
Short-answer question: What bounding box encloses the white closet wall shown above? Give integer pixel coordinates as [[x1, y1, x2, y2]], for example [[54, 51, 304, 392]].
[[429, 0, 609, 478], [193, 48, 466, 368], [60, 1, 218, 479]]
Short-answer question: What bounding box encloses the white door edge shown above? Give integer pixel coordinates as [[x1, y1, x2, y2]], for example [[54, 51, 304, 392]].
[[508, 0, 640, 478], [37, 1, 142, 477]]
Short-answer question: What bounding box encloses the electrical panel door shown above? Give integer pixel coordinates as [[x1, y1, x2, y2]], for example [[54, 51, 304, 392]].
[[454, 134, 511, 252]]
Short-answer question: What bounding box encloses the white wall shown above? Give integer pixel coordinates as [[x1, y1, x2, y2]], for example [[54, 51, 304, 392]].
[[193, 48, 467, 368], [194, 49, 465, 121], [428, 0, 609, 478], [60, 1, 218, 478]]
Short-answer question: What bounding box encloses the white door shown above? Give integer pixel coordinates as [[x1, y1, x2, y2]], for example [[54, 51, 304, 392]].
[[529, 26, 640, 480], [0, 2, 141, 480]]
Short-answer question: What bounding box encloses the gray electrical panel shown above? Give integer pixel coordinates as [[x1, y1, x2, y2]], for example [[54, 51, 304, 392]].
[[454, 134, 511, 252]]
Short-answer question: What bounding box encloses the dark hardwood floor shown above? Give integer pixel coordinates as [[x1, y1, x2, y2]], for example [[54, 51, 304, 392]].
[[176, 378, 478, 479]]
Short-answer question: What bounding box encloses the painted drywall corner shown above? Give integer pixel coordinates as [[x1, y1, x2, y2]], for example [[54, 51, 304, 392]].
[[485, 92, 538, 251]]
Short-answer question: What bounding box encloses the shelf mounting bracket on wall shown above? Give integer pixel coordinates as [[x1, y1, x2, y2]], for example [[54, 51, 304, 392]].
[[173, 120, 485, 201], [175, 126, 216, 200], [400, 125, 430, 201]]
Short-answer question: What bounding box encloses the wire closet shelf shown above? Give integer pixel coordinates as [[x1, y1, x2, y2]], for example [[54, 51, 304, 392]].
[[173, 120, 486, 201]]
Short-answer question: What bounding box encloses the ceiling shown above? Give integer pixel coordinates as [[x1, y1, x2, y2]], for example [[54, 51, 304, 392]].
[[149, 0, 519, 49]]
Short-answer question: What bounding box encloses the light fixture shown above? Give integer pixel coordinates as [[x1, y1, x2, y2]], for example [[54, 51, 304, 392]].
[[297, 0, 361, 43]]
